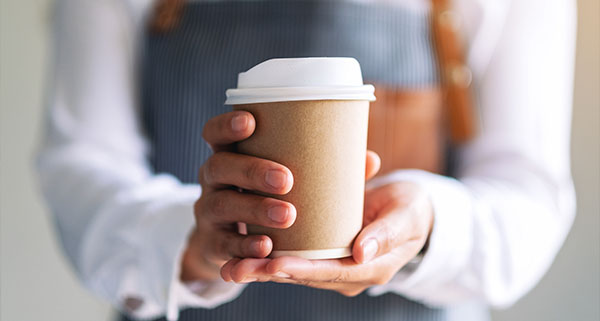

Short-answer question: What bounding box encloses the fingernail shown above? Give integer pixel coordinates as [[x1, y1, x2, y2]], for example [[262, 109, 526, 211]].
[[239, 277, 257, 284], [268, 206, 288, 223], [251, 239, 264, 254], [362, 238, 379, 263], [265, 170, 287, 189], [274, 272, 290, 278], [231, 115, 248, 132]]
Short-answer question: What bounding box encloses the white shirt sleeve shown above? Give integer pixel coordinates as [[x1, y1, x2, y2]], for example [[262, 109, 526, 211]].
[[368, 0, 577, 308], [36, 1, 245, 320]]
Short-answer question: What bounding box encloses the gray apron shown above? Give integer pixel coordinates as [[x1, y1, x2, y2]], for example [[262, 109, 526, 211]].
[[123, 1, 489, 320]]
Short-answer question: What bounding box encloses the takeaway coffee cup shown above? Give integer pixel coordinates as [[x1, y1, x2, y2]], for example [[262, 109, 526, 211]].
[[225, 58, 375, 259]]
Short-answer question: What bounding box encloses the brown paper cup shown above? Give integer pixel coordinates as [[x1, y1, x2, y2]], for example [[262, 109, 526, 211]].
[[234, 100, 370, 259]]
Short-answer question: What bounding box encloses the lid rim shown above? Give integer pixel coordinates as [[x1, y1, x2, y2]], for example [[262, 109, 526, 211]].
[[225, 85, 376, 105]]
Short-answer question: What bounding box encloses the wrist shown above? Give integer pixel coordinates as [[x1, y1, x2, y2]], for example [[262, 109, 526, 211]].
[[408, 188, 434, 265], [180, 231, 223, 282]]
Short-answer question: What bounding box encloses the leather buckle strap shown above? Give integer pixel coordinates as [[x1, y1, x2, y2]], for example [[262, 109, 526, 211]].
[[431, 0, 477, 143]]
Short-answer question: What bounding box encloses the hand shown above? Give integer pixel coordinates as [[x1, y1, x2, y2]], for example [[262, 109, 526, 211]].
[[219, 181, 434, 297], [181, 111, 296, 282]]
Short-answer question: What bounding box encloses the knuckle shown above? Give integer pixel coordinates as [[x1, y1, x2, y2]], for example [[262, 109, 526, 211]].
[[208, 193, 227, 219], [245, 161, 263, 184], [239, 236, 253, 257], [255, 197, 272, 220], [202, 157, 219, 185], [217, 233, 234, 258], [194, 198, 215, 228], [332, 270, 350, 283]]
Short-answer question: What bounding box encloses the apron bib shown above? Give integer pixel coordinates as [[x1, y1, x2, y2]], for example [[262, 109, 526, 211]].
[[124, 1, 486, 320]]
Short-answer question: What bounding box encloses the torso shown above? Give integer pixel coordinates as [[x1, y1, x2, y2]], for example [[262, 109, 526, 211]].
[[132, 1, 475, 320]]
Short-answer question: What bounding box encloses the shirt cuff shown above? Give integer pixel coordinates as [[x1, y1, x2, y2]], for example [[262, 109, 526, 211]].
[[366, 169, 475, 305], [80, 177, 247, 320], [144, 184, 246, 321]]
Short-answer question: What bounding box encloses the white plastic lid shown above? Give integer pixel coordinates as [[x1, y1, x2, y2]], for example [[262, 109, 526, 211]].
[[225, 57, 376, 105]]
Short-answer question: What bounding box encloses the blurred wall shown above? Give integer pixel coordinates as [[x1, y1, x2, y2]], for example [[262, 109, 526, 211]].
[[0, 0, 113, 321], [0, 1, 598, 321], [0, 0, 110, 321]]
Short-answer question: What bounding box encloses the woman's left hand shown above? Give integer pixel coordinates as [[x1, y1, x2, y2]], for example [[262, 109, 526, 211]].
[[219, 168, 435, 296]]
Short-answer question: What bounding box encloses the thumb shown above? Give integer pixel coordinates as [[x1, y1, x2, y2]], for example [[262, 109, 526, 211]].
[[353, 187, 410, 264], [352, 207, 407, 264]]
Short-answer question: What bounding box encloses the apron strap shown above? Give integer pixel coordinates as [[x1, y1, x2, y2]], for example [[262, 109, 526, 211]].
[[431, 0, 477, 143], [149, 0, 184, 32]]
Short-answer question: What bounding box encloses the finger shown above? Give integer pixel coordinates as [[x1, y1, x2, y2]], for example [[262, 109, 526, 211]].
[[221, 258, 280, 283], [265, 256, 373, 284], [200, 152, 293, 194], [208, 231, 273, 262], [198, 189, 296, 228], [257, 276, 369, 297], [224, 257, 375, 294], [228, 258, 272, 283], [202, 111, 256, 152], [353, 200, 411, 264], [221, 257, 290, 283], [220, 258, 241, 282], [365, 150, 381, 180]]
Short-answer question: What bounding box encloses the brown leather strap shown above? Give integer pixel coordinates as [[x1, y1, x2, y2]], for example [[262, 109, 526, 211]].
[[430, 0, 477, 143], [149, 0, 184, 33]]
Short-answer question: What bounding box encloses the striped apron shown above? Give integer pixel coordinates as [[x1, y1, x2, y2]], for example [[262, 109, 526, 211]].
[[123, 1, 489, 320]]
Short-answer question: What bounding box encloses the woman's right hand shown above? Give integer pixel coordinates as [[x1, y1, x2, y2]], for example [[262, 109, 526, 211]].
[[180, 111, 296, 282]]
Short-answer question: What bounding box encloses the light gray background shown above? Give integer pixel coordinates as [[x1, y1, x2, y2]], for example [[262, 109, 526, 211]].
[[1, 0, 598, 320]]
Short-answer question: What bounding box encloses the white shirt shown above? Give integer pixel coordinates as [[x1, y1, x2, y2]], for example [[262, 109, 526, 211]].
[[36, 0, 577, 320]]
